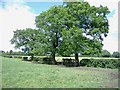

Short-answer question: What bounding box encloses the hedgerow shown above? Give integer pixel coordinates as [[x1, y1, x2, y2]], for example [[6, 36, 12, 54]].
[[80, 59, 120, 69]]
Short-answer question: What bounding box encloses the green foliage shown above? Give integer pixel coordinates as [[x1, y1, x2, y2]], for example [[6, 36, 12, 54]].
[[9, 50, 13, 55], [80, 59, 91, 66], [4, 55, 12, 58], [11, 1, 110, 60], [35, 6, 65, 59], [35, 2, 110, 59], [42, 57, 57, 65], [81, 40, 103, 56], [0, 50, 5, 56], [80, 59, 119, 69], [1, 51, 25, 59], [59, 2, 110, 58], [32, 57, 43, 64], [112, 51, 120, 58], [101, 50, 111, 57], [12, 55, 23, 59], [10, 28, 46, 55], [10, 51, 24, 55], [63, 58, 76, 67], [22, 57, 28, 61]]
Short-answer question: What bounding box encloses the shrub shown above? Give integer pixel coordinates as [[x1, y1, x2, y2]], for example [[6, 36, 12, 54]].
[[80, 59, 92, 67], [56, 62, 62, 65], [62, 58, 78, 67], [32, 57, 43, 64], [80, 59, 119, 69], [101, 50, 111, 57], [17, 56, 22, 59], [112, 52, 120, 58], [33, 57, 39, 62], [42, 57, 56, 65], [3, 55, 12, 58], [22, 57, 28, 61], [10, 56, 12, 58], [6, 55, 12, 58]]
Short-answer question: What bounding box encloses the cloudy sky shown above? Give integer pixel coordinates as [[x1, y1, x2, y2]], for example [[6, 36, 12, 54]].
[[0, 0, 119, 53]]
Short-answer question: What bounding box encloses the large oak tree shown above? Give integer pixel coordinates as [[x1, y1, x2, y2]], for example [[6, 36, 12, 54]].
[[59, 2, 110, 65], [35, 5, 67, 63]]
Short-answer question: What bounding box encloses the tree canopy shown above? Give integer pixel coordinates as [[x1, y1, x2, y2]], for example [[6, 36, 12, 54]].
[[35, 5, 67, 62], [10, 28, 47, 55], [59, 2, 110, 60], [11, 1, 110, 65]]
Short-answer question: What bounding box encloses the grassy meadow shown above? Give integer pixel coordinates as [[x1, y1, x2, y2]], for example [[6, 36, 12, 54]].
[[0, 57, 2, 89], [2, 56, 118, 88]]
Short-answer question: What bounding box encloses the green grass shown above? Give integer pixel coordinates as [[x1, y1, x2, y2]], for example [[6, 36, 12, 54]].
[[0, 57, 2, 89], [2, 57, 118, 88]]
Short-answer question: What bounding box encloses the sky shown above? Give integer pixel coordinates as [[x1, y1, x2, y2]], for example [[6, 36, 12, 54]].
[[0, 0, 119, 53]]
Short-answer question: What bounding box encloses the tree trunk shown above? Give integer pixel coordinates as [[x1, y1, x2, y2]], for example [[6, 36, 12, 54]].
[[51, 36, 58, 65], [75, 53, 79, 67], [51, 50, 57, 65]]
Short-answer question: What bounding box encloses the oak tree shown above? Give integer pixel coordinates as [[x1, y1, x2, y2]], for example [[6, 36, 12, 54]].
[[59, 1, 110, 65]]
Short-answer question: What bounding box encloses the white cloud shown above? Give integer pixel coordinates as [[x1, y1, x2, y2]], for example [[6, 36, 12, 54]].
[[103, 9, 118, 53], [0, 1, 36, 52], [85, 0, 118, 53]]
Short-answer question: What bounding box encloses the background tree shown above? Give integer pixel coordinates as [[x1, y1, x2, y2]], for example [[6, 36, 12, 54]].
[[10, 28, 46, 55], [12, 51, 24, 55], [9, 50, 13, 55], [0, 50, 5, 56], [112, 51, 120, 58]]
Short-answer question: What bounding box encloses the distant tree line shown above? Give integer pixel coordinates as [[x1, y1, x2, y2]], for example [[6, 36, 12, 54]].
[[0, 50, 24, 56], [0, 50, 120, 58]]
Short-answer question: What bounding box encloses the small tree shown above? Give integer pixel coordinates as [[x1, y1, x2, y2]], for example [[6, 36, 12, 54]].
[[112, 51, 120, 58]]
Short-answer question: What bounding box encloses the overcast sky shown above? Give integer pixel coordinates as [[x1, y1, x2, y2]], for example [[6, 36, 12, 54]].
[[0, 0, 119, 53]]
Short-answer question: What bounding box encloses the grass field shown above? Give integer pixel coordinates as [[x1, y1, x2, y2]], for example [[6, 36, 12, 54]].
[[2, 57, 118, 88], [0, 57, 2, 89]]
